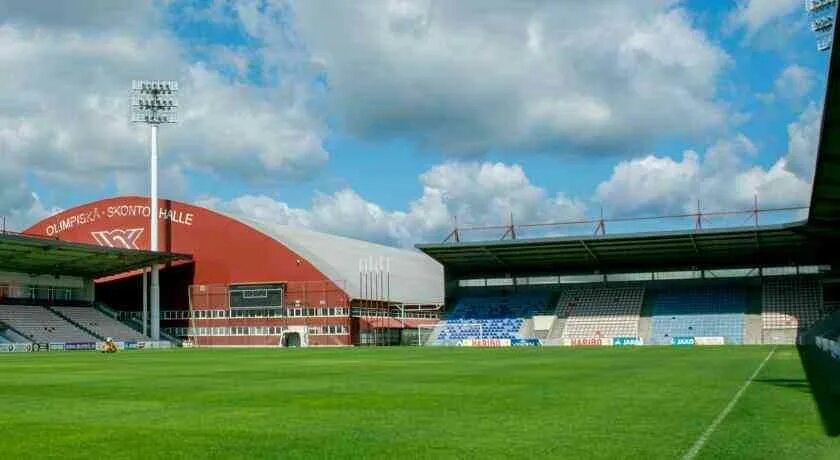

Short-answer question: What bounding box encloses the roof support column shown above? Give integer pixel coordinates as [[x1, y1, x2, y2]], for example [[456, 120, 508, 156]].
[[151, 265, 160, 340], [142, 267, 148, 337]]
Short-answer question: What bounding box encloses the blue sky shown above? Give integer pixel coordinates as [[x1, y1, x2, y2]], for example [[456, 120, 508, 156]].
[[0, 0, 831, 246]]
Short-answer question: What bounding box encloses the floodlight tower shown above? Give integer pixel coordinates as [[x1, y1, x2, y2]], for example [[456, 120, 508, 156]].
[[806, 0, 838, 51], [130, 80, 179, 340]]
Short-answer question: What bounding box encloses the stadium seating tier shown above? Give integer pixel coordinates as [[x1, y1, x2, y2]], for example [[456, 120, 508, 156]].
[[53, 306, 146, 341], [434, 294, 549, 343], [648, 286, 747, 345], [0, 305, 98, 343], [556, 285, 644, 339]]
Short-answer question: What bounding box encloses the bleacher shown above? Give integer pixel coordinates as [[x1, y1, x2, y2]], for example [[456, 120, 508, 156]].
[[0, 305, 97, 343], [557, 285, 644, 339], [649, 286, 747, 345], [762, 277, 824, 330], [54, 306, 146, 341], [435, 293, 549, 343]]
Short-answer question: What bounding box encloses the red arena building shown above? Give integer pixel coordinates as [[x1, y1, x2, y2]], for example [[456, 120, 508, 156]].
[[24, 196, 444, 347]]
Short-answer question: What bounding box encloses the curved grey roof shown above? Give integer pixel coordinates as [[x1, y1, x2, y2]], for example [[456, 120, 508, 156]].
[[230, 215, 444, 305]]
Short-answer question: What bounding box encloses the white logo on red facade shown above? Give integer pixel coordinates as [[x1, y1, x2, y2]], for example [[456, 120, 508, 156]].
[[91, 228, 145, 249]]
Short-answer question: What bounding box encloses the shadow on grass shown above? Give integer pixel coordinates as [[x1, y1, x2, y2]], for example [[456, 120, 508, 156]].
[[797, 345, 840, 437], [754, 378, 813, 394]]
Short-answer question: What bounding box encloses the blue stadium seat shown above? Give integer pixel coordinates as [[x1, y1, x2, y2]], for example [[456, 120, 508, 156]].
[[649, 286, 747, 345], [435, 293, 548, 343]]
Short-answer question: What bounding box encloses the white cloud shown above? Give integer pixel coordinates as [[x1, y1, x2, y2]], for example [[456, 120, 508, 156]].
[[784, 103, 823, 179], [274, 0, 729, 154], [775, 65, 817, 102], [0, 1, 328, 225], [595, 107, 821, 216], [595, 152, 701, 215], [0, 185, 61, 232], [201, 161, 586, 247], [729, 0, 801, 36], [758, 64, 817, 104]]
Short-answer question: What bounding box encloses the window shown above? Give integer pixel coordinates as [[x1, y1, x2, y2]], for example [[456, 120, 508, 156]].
[[653, 270, 701, 280], [242, 289, 269, 299], [458, 279, 486, 287], [559, 274, 604, 284]]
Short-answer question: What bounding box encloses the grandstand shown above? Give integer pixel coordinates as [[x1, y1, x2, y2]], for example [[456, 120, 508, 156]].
[[422, 276, 831, 347], [0, 305, 97, 343], [557, 285, 644, 341], [416, 22, 840, 347], [0, 231, 189, 345], [762, 276, 825, 330], [53, 306, 146, 341], [647, 285, 748, 345], [433, 293, 548, 344]]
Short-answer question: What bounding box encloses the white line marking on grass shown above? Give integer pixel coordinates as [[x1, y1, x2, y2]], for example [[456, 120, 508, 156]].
[[681, 347, 776, 460]]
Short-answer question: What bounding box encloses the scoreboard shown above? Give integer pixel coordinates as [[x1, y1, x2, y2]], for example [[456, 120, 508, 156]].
[[229, 283, 285, 310]]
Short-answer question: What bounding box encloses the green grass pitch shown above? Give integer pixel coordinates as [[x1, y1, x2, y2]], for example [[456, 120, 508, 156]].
[[1, 346, 838, 459]]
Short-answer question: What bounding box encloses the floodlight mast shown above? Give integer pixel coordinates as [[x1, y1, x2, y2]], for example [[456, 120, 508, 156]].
[[130, 80, 178, 341]]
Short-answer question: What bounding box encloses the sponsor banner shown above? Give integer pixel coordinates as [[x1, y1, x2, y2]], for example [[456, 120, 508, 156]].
[[612, 336, 643, 347], [672, 336, 696, 347], [570, 337, 605, 347], [123, 341, 139, 350], [694, 336, 725, 346], [459, 338, 511, 348], [136, 340, 172, 349], [511, 338, 542, 347], [49, 343, 66, 352], [31, 343, 50, 352], [0, 343, 31, 353], [64, 342, 97, 351]]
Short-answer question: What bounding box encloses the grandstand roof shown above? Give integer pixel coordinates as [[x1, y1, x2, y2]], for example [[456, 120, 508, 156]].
[[235, 217, 444, 305], [809, 21, 840, 229], [417, 222, 831, 277], [0, 231, 191, 278]]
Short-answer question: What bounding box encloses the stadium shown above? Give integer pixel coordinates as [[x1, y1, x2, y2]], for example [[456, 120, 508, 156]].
[[2, 3, 840, 459]]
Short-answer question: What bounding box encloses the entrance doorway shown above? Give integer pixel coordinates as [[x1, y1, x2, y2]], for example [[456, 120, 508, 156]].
[[282, 332, 301, 348]]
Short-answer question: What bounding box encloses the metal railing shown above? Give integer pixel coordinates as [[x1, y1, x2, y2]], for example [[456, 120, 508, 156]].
[[443, 202, 809, 243]]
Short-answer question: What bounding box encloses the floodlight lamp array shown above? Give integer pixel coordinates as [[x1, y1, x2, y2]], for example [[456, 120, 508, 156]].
[[807, 0, 836, 13], [806, 0, 837, 51], [130, 80, 179, 124], [812, 16, 834, 32]]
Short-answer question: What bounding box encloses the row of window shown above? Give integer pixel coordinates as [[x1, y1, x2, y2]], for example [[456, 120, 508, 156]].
[[174, 325, 350, 337], [458, 265, 830, 287], [351, 307, 440, 319], [0, 285, 79, 301], [119, 307, 350, 321]]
